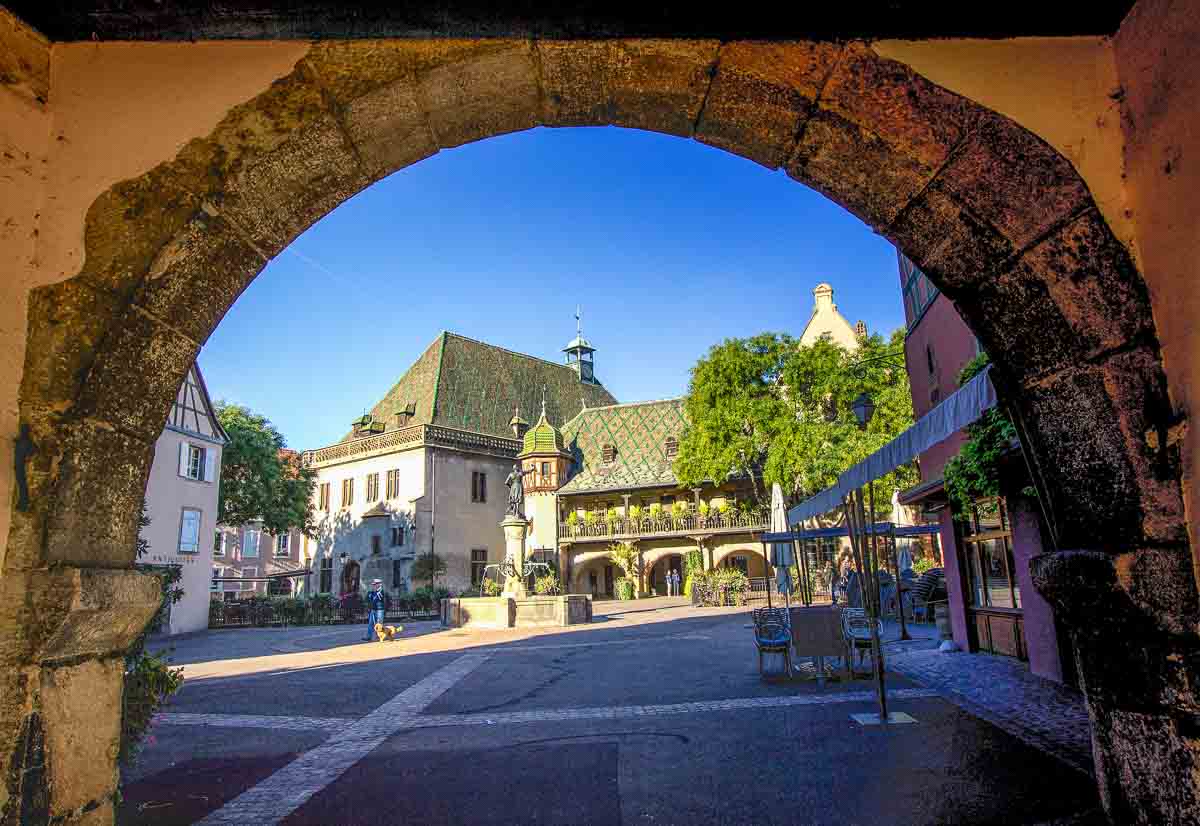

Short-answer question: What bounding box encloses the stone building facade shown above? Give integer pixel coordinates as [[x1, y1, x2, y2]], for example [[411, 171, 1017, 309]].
[[139, 363, 227, 635], [551, 399, 770, 597], [301, 331, 617, 596]]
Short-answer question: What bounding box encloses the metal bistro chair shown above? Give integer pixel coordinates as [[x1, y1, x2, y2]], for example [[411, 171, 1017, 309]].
[[840, 607, 882, 679], [910, 568, 947, 623], [752, 607, 793, 678]]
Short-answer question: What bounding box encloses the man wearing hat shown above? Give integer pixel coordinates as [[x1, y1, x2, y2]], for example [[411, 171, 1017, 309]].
[[364, 578, 387, 641]]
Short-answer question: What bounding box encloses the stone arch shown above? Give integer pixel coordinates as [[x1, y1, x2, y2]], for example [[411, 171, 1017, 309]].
[[7, 38, 1195, 823]]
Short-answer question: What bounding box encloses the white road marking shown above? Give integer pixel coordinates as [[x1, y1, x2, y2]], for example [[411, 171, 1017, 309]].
[[159, 687, 940, 738], [154, 712, 351, 732], [195, 653, 489, 825]]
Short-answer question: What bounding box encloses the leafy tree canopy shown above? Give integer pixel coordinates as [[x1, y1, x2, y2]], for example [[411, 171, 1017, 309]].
[[216, 402, 317, 537], [675, 330, 917, 512]]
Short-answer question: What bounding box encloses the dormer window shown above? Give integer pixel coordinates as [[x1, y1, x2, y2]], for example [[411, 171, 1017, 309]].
[[602, 444, 616, 464], [664, 437, 678, 459]]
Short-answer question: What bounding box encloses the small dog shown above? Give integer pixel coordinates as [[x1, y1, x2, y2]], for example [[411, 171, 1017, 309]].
[[374, 623, 403, 641]]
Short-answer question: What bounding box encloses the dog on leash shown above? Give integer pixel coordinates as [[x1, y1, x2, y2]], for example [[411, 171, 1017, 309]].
[[374, 623, 403, 641]]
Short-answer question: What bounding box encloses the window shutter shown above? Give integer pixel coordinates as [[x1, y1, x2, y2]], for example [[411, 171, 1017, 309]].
[[204, 448, 216, 483], [179, 442, 190, 477]]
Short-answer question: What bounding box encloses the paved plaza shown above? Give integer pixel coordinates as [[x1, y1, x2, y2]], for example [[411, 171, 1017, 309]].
[[122, 600, 1102, 825]]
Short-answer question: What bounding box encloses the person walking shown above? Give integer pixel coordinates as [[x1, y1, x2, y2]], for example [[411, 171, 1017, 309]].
[[363, 578, 386, 641]]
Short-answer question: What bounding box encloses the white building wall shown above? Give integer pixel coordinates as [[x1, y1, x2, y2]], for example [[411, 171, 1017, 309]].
[[311, 447, 425, 595], [140, 426, 222, 635]]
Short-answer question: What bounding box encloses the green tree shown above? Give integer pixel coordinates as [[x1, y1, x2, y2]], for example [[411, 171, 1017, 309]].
[[673, 333, 793, 503], [676, 330, 917, 513], [607, 540, 642, 598], [411, 552, 448, 586], [216, 403, 317, 537]]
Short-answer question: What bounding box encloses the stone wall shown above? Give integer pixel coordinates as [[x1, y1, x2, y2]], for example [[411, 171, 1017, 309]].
[[1, 10, 1198, 822]]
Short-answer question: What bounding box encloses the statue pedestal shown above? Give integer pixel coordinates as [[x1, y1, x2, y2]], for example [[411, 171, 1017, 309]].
[[501, 514, 529, 598]]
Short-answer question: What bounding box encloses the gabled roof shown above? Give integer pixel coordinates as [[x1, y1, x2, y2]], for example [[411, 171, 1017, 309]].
[[558, 398, 687, 494], [340, 332, 618, 443], [168, 362, 229, 443]]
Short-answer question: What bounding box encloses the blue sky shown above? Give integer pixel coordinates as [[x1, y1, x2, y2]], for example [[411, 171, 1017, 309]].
[[201, 127, 905, 450]]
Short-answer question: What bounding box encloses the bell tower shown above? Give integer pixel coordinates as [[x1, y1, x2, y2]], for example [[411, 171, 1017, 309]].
[[519, 390, 574, 584], [563, 306, 598, 385]]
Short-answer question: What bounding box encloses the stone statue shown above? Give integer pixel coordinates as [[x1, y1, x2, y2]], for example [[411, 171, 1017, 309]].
[[505, 463, 532, 518]]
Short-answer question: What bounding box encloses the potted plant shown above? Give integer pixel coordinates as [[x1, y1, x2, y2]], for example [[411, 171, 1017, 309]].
[[671, 500, 689, 526]]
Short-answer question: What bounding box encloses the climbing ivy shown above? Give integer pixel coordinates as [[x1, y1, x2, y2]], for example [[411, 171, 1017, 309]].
[[943, 353, 1028, 516]]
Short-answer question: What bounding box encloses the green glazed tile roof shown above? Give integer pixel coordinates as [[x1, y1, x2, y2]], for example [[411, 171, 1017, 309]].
[[520, 409, 568, 457], [558, 398, 687, 494], [340, 332, 617, 443]]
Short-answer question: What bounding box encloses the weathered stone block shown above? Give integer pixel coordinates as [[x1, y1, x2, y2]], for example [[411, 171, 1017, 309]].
[[302, 39, 520, 105], [696, 41, 839, 169], [1096, 347, 1188, 546], [817, 44, 975, 171], [1019, 210, 1156, 358], [211, 116, 371, 252], [887, 182, 1013, 291], [539, 39, 718, 136], [1114, 547, 1199, 637], [340, 78, 437, 180], [936, 111, 1092, 252], [1014, 348, 1184, 551], [417, 42, 540, 148], [39, 658, 121, 817], [43, 422, 155, 567], [954, 262, 1084, 384], [39, 569, 161, 663], [76, 166, 200, 301], [300, 41, 515, 179], [19, 278, 123, 422], [181, 69, 329, 190], [791, 111, 943, 228], [75, 309, 199, 443], [134, 210, 267, 346], [791, 43, 974, 226], [0, 570, 74, 668]]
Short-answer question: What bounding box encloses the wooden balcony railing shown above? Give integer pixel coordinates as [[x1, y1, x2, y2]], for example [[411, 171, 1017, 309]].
[[558, 511, 769, 542]]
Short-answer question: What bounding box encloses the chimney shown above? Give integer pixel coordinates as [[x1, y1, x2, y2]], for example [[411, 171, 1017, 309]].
[[813, 283, 835, 312]]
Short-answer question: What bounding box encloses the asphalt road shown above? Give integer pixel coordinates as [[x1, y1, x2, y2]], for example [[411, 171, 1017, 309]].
[[120, 599, 1101, 825]]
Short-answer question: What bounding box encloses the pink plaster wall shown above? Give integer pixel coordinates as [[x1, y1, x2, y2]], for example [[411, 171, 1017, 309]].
[[937, 510, 972, 652], [1009, 496, 1063, 682]]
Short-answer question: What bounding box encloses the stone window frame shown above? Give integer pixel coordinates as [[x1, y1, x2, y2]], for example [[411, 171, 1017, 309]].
[[386, 468, 400, 499], [366, 472, 380, 502], [470, 548, 488, 585], [318, 482, 330, 510]]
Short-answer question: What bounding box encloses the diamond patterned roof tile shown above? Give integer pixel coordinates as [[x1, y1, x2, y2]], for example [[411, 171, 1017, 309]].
[[558, 398, 687, 494]]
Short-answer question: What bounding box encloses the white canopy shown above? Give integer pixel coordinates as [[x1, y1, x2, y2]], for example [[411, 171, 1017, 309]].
[[787, 366, 998, 525]]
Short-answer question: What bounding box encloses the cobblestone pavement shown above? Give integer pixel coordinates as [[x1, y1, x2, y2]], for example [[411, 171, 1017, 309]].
[[888, 646, 1094, 774], [123, 601, 1102, 825]]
